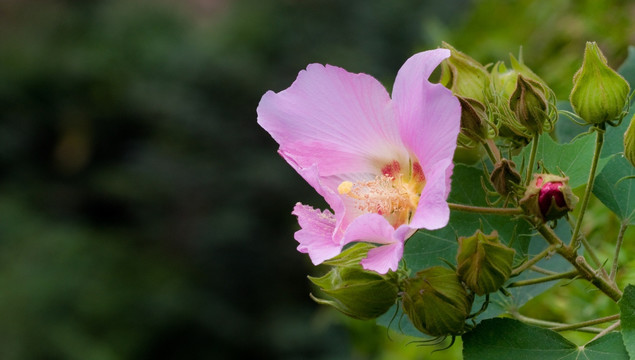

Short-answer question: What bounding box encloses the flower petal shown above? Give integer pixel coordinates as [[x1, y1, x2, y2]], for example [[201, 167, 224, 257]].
[[393, 49, 460, 167], [391, 49, 461, 230], [341, 213, 397, 246], [360, 242, 404, 274], [292, 203, 341, 265], [410, 163, 453, 229], [257, 63, 408, 177]]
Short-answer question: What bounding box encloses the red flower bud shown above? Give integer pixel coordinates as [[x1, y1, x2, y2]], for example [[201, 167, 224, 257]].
[[520, 174, 579, 221]]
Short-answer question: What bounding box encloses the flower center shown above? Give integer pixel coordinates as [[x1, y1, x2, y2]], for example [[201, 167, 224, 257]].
[[337, 160, 425, 227]]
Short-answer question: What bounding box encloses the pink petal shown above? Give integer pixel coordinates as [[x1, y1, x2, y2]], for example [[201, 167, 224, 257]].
[[393, 49, 460, 167], [360, 242, 404, 274], [257, 63, 408, 178], [341, 213, 397, 246], [391, 49, 460, 230], [292, 203, 341, 265], [409, 164, 453, 229]]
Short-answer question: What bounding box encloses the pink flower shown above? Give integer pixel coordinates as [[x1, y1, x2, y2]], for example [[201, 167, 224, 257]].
[[257, 49, 461, 274]]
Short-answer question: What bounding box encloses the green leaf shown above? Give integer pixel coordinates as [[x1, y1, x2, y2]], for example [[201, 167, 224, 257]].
[[463, 318, 629, 360], [514, 133, 608, 188], [619, 284, 635, 358], [592, 155, 635, 224]]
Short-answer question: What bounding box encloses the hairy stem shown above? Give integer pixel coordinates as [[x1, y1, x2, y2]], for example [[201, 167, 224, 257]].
[[448, 203, 523, 216], [529, 266, 558, 276], [511, 244, 559, 276], [610, 220, 629, 281], [566, 216, 606, 276], [507, 269, 578, 288], [483, 138, 501, 164], [524, 136, 540, 185], [570, 124, 605, 249], [550, 314, 620, 332], [587, 321, 621, 344], [534, 221, 622, 302], [509, 310, 603, 334]]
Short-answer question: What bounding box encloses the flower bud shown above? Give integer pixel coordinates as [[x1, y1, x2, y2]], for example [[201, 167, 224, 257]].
[[509, 75, 549, 135], [456, 230, 515, 296], [625, 114, 635, 167], [440, 42, 490, 104], [489, 159, 522, 196], [401, 266, 473, 336], [453, 134, 486, 165], [489, 54, 556, 145], [309, 243, 399, 320], [570, 42, 630, 125], [458, 96, 490, 142], [519, 174, 579, 221]]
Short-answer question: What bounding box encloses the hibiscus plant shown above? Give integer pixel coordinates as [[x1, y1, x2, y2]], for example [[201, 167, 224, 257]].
[[257, 41, 635, 359]]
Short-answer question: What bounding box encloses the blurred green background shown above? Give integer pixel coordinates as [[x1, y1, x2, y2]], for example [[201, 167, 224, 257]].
[[0, 0, 633, 359]]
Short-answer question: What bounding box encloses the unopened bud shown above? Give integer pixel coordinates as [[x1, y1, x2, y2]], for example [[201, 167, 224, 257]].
[[509, 75, 549, 135], [309, 243, 399, 320], [440, 42, 490, 104], [401, 266, 473, 336], [490, 54, 556, 144], [453, 134, 486, 165], [489, 159, 522, 196], [458, 96, 489, 142], [520, 174, 579, 221], [570, 42, 630, 125], [456, 230, 515, 296], [625, 114, 635, 167]]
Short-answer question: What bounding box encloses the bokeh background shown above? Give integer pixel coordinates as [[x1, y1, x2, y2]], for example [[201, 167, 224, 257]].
[[0, 0, 634, 359]]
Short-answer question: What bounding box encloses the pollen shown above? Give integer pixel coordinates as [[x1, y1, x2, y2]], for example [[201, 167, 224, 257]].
[[337, 161, 426, 227], [338, 181, 354, 194]]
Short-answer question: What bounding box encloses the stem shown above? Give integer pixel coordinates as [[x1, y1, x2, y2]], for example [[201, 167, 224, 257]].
[[550, 314, 620, 332], [529, 266, 558, 276], [483, 138, 501, 164], [509, 310, 603, 334], [610, 221, 629, 281], [534, 221, 622, 302], [587, 321, 621, 344], [507, 269, 578, 288], [525, 136, 540, 185], [448, 203, 523, 216], [566, 216, 610, 280], [570, 124, 605, 250], [511, 244, 559, 276]]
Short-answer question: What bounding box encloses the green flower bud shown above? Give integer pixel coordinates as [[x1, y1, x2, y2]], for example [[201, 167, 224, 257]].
[[625, 114, 635, 167], [509, 75, 549, 135], [401, 266, 473, 336], [456, 230, 515, 296], [489, 53, 556, 145], [309, 243, 399, 320], [453, 134, 486, 165], [440, 42, 490, 104], [458, 96, 490, 142], [519, 174, 579, 222], [570, 42, 630, 125], [489, 159, 522, 197]]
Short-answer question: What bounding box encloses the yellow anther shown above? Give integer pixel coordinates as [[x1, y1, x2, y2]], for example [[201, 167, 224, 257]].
[[338, 181, 354, 194]]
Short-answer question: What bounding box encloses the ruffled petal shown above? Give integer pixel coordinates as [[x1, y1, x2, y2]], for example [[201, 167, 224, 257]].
[[360, 242, 404, 274], [393, 49, 460, 166], [409, 163, 453, 229], [292, 203, 341, 265], [341, 213, 397, 246], [391, 49, 460, 230], [257, 63, 408, 178]]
